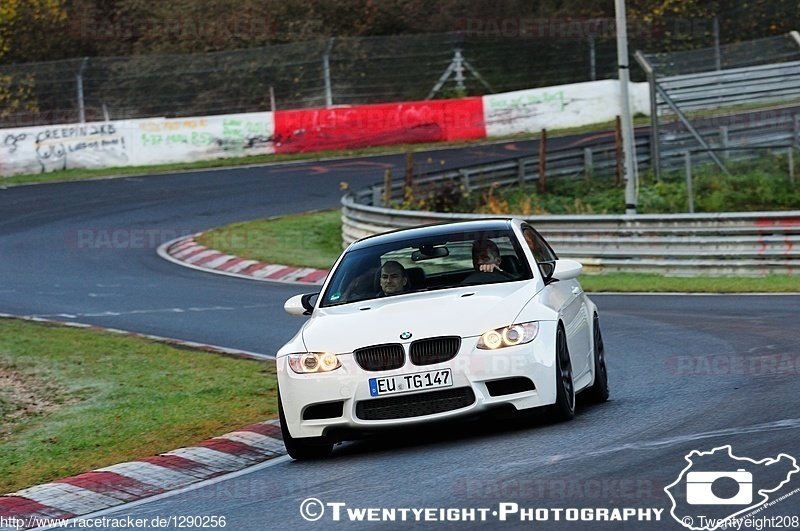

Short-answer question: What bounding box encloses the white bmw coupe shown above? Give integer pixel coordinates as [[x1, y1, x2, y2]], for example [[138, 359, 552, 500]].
[[277, 218, 608, 459]]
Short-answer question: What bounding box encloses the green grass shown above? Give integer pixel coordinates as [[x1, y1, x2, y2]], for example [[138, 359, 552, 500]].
[[196, 210, 799, 293], [0, 318, 278, 494], [578, 273, 799, 293], [196, 210, 344, 270]]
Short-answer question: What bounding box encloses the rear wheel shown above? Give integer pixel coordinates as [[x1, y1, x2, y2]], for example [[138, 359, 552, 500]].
[[548, 325, 576, 421], [278, 393, 334, 460], [585, 316, 610, 403]]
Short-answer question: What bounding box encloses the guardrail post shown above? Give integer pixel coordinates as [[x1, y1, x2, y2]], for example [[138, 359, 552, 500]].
[[793, 114, 800, 150], [517, 159, 525, 186], [685, 151, 694, 214], [460, 169, 471, 192], [789, 147, 796, 187], [584, 148, 594, 182]]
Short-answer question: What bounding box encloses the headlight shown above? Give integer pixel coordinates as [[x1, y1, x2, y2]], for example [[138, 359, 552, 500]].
[[287, 352, 341, 373], [477, 322, 539, 350]]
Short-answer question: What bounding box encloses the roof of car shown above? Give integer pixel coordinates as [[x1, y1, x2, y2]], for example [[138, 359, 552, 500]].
[[348, 218, 521, 251]]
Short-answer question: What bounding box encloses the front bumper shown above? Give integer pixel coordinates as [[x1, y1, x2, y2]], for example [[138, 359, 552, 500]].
[[277, 321, 559, 440]]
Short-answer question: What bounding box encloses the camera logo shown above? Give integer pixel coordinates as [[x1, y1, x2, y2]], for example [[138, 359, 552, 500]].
[[665, 445, 799, 531], [686, 469, 752, 505]]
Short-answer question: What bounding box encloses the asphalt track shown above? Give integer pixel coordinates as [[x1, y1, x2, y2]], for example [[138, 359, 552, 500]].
[[2, 136, 799, 530]]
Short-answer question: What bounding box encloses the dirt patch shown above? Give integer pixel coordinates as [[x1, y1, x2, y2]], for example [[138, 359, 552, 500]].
[[0, 365, 74, 439]]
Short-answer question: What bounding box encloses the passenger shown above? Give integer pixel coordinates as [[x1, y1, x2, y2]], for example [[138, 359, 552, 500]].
[[473, 239, 503, 273], [461, 239, 511, 285], [378, 260, 409, 296]]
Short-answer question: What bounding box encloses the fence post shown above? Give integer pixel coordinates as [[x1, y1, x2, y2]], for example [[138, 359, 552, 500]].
[[538, 129, 547, 194], [719, 126, 729, 159], [76, 57, 89, 124], [685, 151, 694, 214], [517, 158, 526, 186], [383, 169, 392, 207], [404, 153, 415, 194], [584, 148, 594, 182], [323, 38, 335, 107]]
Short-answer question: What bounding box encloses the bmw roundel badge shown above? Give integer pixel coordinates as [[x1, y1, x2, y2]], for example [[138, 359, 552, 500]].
[[400, 331, 412, 340]]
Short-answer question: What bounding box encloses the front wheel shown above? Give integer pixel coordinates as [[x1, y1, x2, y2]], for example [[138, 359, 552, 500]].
[[548, 325, 575, 421], [278, 393, 333, 460]]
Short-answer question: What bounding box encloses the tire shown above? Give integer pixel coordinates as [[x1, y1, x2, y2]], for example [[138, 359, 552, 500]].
[[585, 315, 610, 404], [278, 393, 334, 460], [548, 324, 576, 421]]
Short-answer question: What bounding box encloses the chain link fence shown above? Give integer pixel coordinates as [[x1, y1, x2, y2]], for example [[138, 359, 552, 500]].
[[0, 32, 649, 128]]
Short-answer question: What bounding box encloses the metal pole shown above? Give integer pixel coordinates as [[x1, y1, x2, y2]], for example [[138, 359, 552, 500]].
[[584, 148, 594, 182], [453, 49, 466, 92], [323, 38, 334, 108], [635, 51, 661, 181], [77, 57, 88, 124], [269, 86, 276, 112], [588, 36, 596, 81], [685, 151, 694, 214], [719, 126, 729, 159], [713, 16, 721, 71], [615, 0, 638, 215]]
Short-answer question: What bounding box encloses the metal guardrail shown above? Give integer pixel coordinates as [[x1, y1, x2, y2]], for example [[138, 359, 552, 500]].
[[342, 197, 800, 277], [637, 34, 800, 178], [356, 137, 652, 206]]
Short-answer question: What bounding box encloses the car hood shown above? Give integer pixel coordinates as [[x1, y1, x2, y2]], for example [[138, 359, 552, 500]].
[[299, 282, 542, 354]]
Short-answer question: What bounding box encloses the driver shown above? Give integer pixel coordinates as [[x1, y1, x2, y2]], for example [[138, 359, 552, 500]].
[[378, 260, 408, 296]]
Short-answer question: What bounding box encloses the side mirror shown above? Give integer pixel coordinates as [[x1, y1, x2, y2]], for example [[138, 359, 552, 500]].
[[552, 259, 583, 281], [284, 293, 318, 316]]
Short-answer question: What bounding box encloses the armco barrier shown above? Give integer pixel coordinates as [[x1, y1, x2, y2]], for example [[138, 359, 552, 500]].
[[342, 195, 800, 277]]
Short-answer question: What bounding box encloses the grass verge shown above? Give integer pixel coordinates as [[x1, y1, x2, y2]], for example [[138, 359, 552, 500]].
[[0, 318, 277, 494], [195, 210, 799, 293]]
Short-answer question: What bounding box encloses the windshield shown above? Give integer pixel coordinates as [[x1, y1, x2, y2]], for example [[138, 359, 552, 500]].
[[320, 228, 532, 307]]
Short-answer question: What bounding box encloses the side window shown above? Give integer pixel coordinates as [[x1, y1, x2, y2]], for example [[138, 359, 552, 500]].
[[522, 227, 557, 277]]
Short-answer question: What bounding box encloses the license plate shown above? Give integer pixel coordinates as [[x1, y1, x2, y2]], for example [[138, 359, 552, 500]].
[[369, 369, 452, 397]]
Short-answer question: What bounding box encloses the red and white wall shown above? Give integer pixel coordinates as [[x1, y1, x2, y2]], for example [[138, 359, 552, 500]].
[[0, 80, 649, 177]]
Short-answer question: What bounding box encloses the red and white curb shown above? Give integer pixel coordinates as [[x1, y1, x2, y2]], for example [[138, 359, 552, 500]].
[[0, 422, 285, 530], [157, 235, 329, 285]]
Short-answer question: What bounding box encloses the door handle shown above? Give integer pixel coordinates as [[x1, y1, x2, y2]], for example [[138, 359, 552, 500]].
[[571, 286, 582, 295]]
